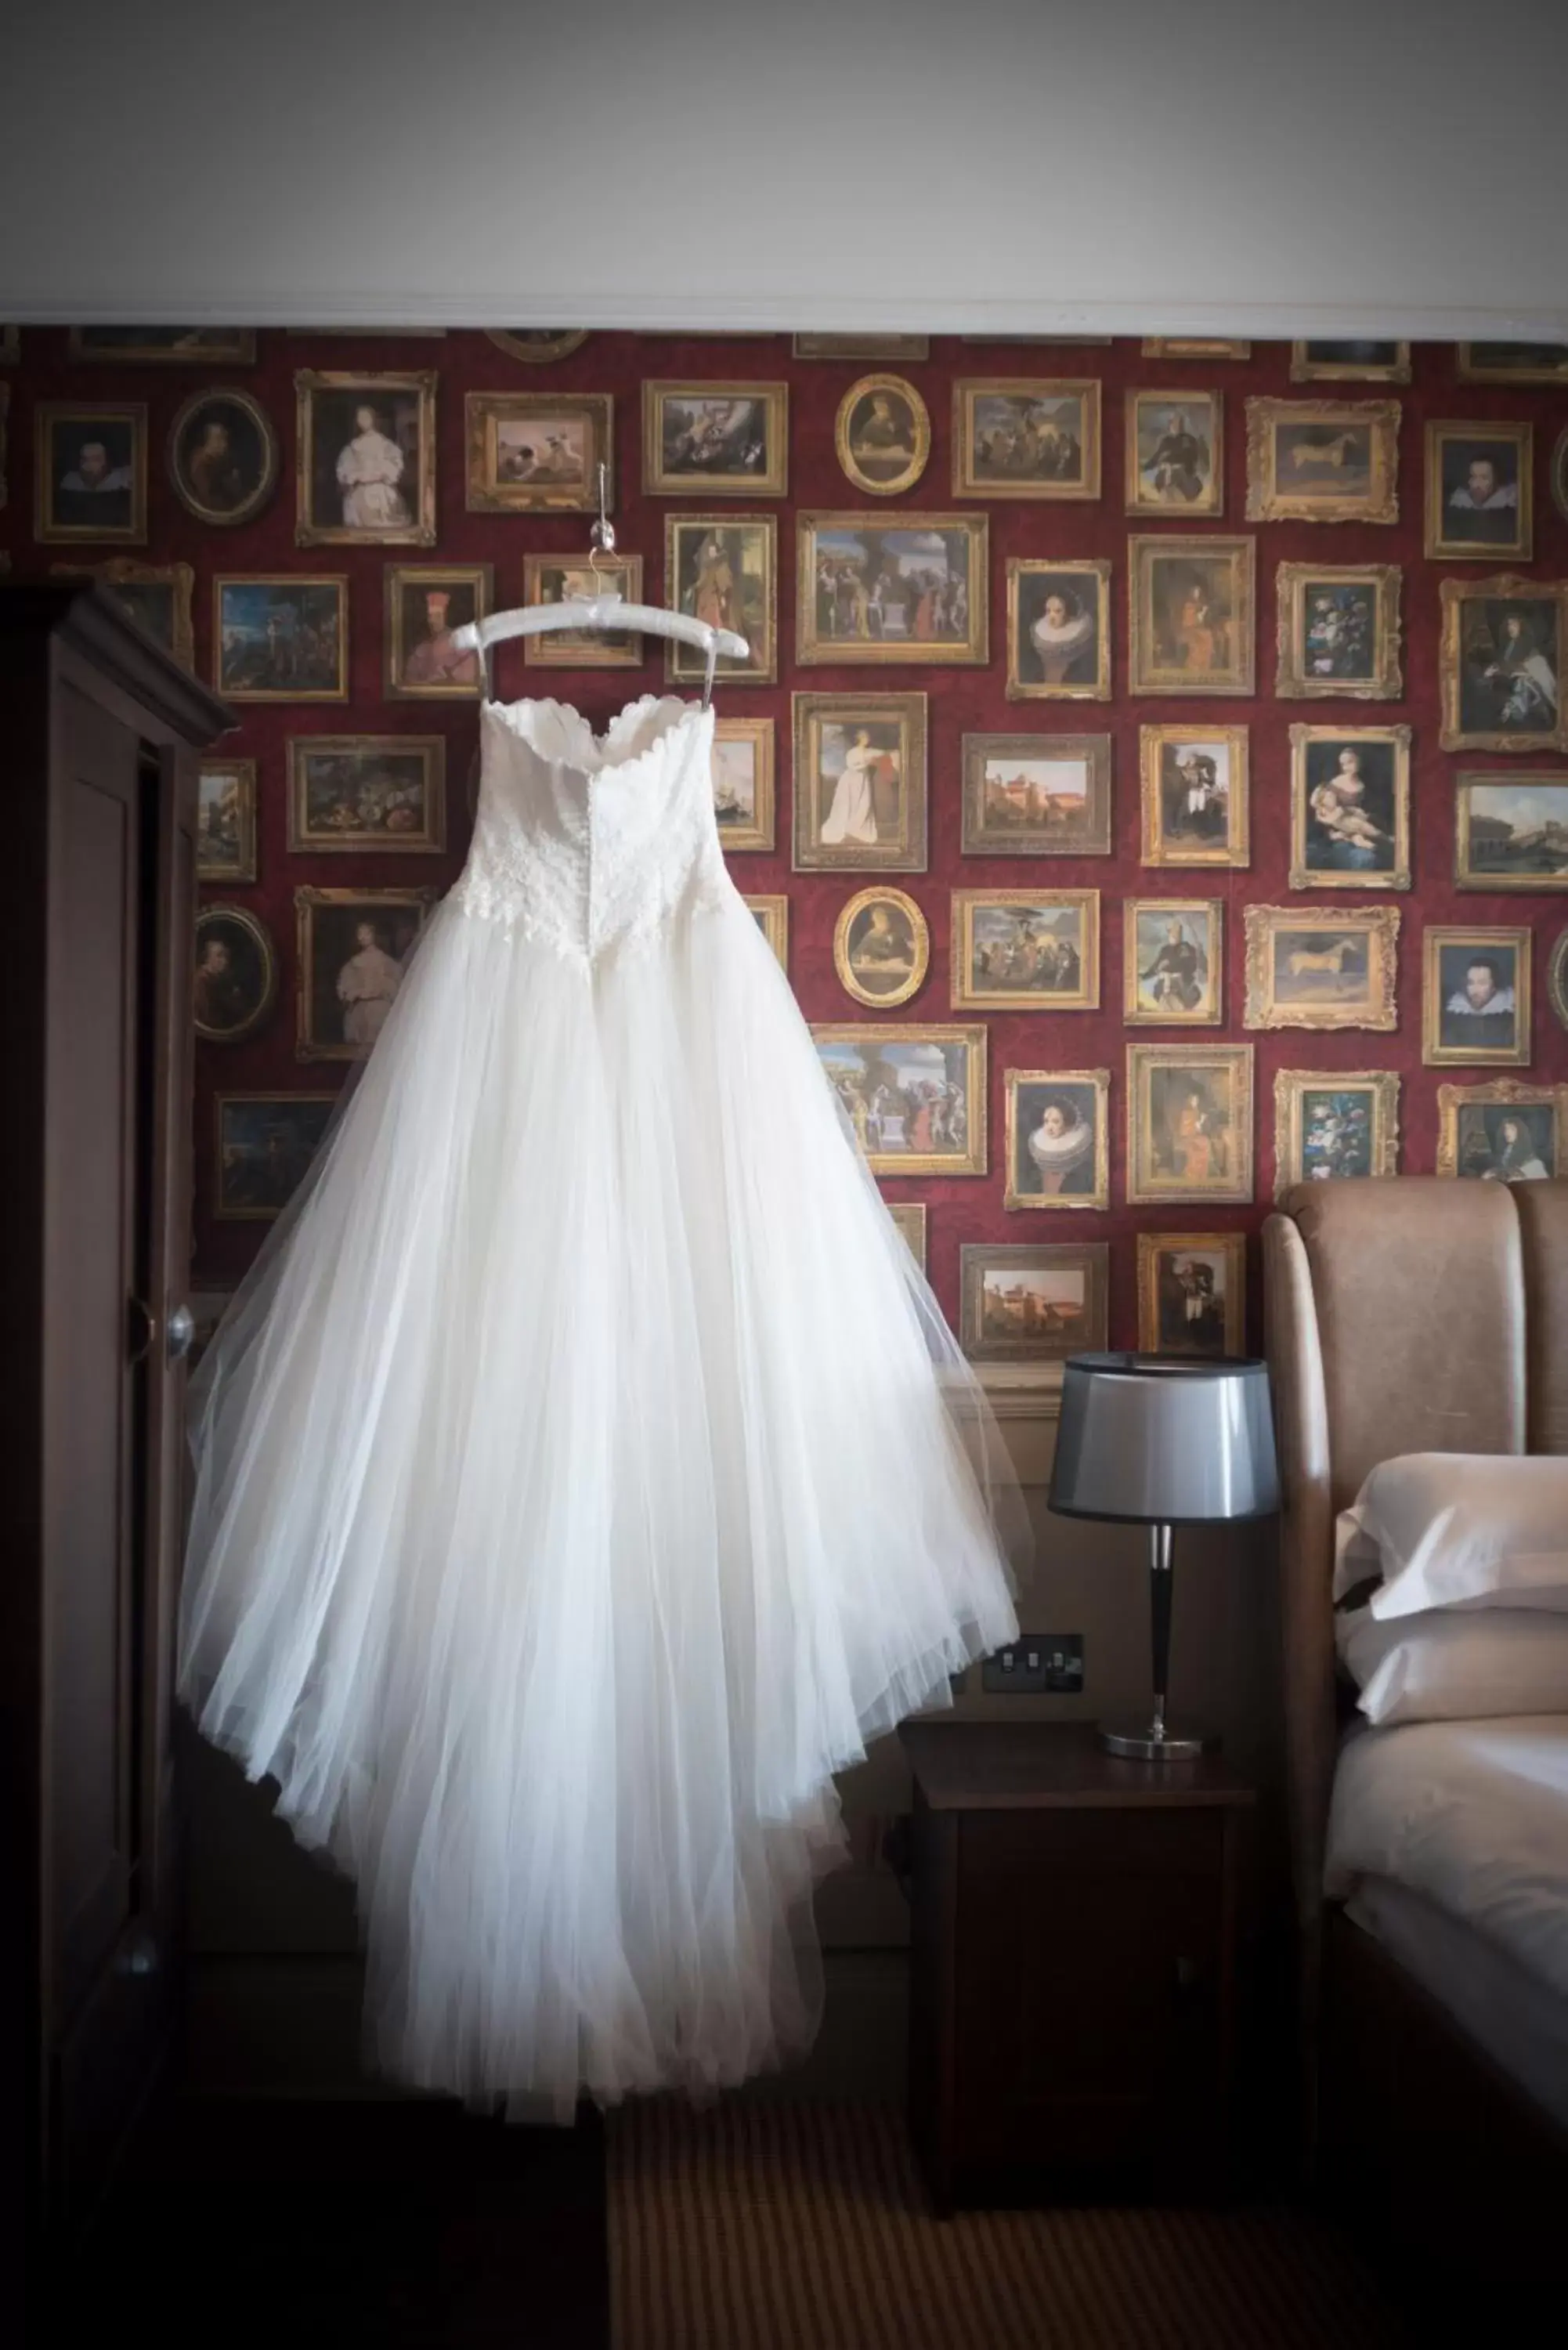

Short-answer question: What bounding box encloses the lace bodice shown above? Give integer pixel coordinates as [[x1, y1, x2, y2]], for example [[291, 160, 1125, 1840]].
[[450, 696, 732, 962]]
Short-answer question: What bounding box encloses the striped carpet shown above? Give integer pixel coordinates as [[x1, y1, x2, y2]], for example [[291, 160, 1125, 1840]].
[[606, 2099, 1405, 2350]]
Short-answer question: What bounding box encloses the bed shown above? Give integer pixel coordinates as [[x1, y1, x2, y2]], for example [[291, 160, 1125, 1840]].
[[1263, 1177, 1568, 2284]]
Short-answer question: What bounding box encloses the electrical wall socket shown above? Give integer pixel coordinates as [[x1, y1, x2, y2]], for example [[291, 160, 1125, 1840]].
[[981, 1632, 1085, 1696]]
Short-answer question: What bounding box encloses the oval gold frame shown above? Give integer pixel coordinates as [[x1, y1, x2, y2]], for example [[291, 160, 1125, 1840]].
[[193, 903, 279, 1045], [485, 330, 590, 363], [833, 887, 930, 1010], [835, 374, 930, 499], [167, 387, 279, 528], [1552, 423, 1568, 528], [1549, 927, 1568, 1032]]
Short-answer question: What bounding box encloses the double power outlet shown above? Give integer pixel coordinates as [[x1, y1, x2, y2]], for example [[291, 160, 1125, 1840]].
[[977, 1632, 1085, 1697]]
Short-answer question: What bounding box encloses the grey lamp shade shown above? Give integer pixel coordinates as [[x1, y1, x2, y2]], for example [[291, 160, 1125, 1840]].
[[1049, 1351, 1280, 1525]]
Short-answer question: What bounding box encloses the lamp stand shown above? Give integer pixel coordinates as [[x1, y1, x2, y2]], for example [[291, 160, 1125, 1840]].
[[1098, 1523, 1217, 1762]]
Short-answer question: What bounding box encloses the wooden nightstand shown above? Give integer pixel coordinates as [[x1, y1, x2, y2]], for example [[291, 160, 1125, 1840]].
[[901, 1720, 1255, 2214]]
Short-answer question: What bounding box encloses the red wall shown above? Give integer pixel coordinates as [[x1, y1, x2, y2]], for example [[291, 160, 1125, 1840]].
[[5, 328, 1566, 1343]]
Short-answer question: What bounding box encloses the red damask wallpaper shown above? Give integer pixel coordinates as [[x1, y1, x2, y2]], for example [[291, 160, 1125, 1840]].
[[4, 327, 1566, 1347]]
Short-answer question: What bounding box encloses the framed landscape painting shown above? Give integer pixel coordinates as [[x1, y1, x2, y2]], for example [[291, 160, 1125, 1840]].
[[710, 715, 776, 852], [214, 576, 348, 701], [464, 390, 612, 515], [1242, 905, 1400, 1032], [960, 732, 1111, 857], [797, 514, 988, 665], [960, 1242, 1108, 1365], [952, 379, 1101, 500], [1245, 398, 1400, 525], [811, 1025, 987, 1176], [1455, 775, 1568, 889], [642, 381, 788, 498], [950, 889, 1100, 1011]]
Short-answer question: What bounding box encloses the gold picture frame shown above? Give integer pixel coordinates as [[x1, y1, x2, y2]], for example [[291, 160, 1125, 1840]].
[[793, 334, 929, 360], [1455, 773, 1568, 891], [1272, 1069, 1400, 1200], [1125, 1043, 1255, 1206], [69, 326, 255, 363], [34, 401, 147, 544], [484, 330, 589, 363], [294, 369, 436, 547], [1290, 341, 1411, 384], [833, 887, 930, 1009], [887, 1201, 927, 1274], [642, 381, 789, 498], [464, 389, 613, 514], [835, 374, 930, 497], [952, 378, 1102, 500], [213, 1094, 336, 1222], [666, 515, 778, 684], [1274, 562, 1403, 700], [384, 562, 491, 696], [811, 1025, 987, 1177], [1242, 905, 1400, 1032], [167, 386, 279, 527], [1422, 925, 1532, 1068], [1436, 1078, 1566, 1178], [710, 715, 776, 851], [950, 888, 1100, 1011], [1005, 559, 1111, 700], [212, 574, 349, 702], [294, 886, 436, 1064], [520, 554, 643, 668], [796, 512, 988, 666], [1245, 397, 1400, 525], [1549, 930, 1568, 1032], [1141, 338, 1250, 360], [1425, 421, 1533, 562], [1139, 724, 1249, 868], [52, 557, 196, 671], [1003, 1070, 1111, 1212], [1125, 389, 1223, 518], [1288, 723, 1411, 891], [193, 903, 278, 1045], [1128, 534, 1255, 696], [286, 735, 446, 855], [961, 1242, 1109, 1365], [792, 692, 927, 872], [1456, 344, 1568, 386], [1136, 1232, 1247, 1358], [1124, 898, 1224, 1026], [1440, 573, 1568, 754], [197, 757, 258, 884], [960, 732, 1112, 857], [743, 895, 789, 971]]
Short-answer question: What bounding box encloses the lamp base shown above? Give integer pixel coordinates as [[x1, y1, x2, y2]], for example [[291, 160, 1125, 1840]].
[[1097, 1719, 1218, 1762]]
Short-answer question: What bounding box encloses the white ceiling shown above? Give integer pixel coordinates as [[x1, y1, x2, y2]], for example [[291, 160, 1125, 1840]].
[[5, 0, 1566, 343]]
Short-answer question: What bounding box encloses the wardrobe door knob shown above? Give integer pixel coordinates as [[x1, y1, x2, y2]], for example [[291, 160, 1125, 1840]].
[[167, 1303, 195, 1362]]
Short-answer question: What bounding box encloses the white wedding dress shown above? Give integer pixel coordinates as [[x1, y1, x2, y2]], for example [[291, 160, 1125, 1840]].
[[179, 693, 1025, 2125]]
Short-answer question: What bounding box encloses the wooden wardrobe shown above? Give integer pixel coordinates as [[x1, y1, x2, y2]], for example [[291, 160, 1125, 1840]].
[[0, 584, 231, 2284]]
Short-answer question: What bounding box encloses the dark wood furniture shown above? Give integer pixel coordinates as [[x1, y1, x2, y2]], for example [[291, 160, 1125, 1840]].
[[901, 1719, 1253, 2214], [0, 586, 230, 2310]]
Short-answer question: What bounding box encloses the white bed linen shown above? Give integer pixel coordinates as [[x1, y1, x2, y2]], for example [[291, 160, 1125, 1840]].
[[1344, 1875, 1568, 2132]]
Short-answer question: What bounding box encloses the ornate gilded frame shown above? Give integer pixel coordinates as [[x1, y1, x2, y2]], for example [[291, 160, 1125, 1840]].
[[197, 757, 258, 885], [1425, 421, 1533, 563], [793, 334, 929, 360], [1128, 533, 1255, 696], [1289, 342, 1410, 383], [1272, 1069, 1400, 1202], [34, 401, 147, 544], [1139, 722, 1250, 868], [666, 513, 779, 684], [791, 691, 927, 871], [834, 374, 929, 498], [193, 903, 278, 1046], [484, 331, 589, 363], [1125, 1043, 1255, 1206], [811, 1023, 988, 1177], [1455, 773, 1568, 891], [1288, 721, 1411, 891], [519, 553, 642, 670], [1125, 387, 1223, 519], [384, 562, 493, 696], [1456, 345, 1568, 386], [1141, 339, 1250, 360], [961, 1242, 1109, 1365], [1003, 1069, 1111, 1213], [1242, 904, 1400, 1032], [212, 573, 349, 703], [960, 732, 1112, 857], [69, 326, 255, 363], [742, 896, 789, 972], [1245, 397, 1400, 525], [51, 557, 196, 671], [1436, 1079, 1568, 1178], [950, 888, 1100, 1012], [1005, 558, 1112, 701], [952, 378, 1102, 501], [294, 885, 436, 1063], [1422, 924, 1533, 1068], [168, 386, 278, 528], [286, 735, 446, 855], [710, 714, 776, 852], [213, 1094, 336, 1222], [1123, 897, 1224, 1027], [797, 511, 988, 666], [643, 380, 789, 498], [833, 887, 930, 1010], [1274, 561, 1403, 700], [1439, 573, 1568, 754], [464, 389, 612, 515], [1550, 930, 1568, 1032], [1136, 1232, 1247, 1356], [887, 1202, 927, 1274], [294, 369, 436, 547]]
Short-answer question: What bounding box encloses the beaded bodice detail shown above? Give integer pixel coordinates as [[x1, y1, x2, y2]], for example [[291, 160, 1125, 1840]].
[[450, 696, 730, 963]]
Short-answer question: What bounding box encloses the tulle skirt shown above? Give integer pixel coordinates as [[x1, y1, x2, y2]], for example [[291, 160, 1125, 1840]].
[[179, 887, 1024, 2123]]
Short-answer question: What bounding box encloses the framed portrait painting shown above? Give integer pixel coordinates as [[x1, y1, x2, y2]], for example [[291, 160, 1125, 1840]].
[[213, 576, 348, 702], [521, 554, 642, 669], [1125, 1043, 1255, 1206], [1288, 725, 1411, 891], [197, 758, 258, 885], [1129, 536, 1255, 696], [833, 887, 930, 1009], [1455, 775, 1568, 890], [1242, 905, 1400, 1032], [295, 370, 436, 546], [811, 1025, 987, 1177], [743, 896, 789, 971], [1136, 1233, 1246, 1359], [287, 736, 446, 855], [1245, 398, 1400, 525], [465, 390, 612, 515], [385, 563, 490, 696], [1422, 926, 1531, 1067], [642, 381, 788, 498], [952, 379, 1101, 500], [1140, 725, 1249, 868], [294, 887, 435, 1063], [792, 692, 927, 871], [1003, 1071, 1110, 1212], [1440, 575, 1568, 754], [887, 1201, 927, 1274], [1273, 1070, 1400, 1199], [836, 374, 930, 498], [711, 715, 776, 851], [1436, 1080, 1566, 1179], [52, 558, 195, 671], [1425, 423, 1532, 562], [797, 513, 988, 666], [1125, 390, 1223, 518], [960, 732, 1111, 858], [484, 330, 589, 363], [193, 904, 277, 1045], [214, 1094, 335, 1222], [1124, 899, 1223, 1027], [950, 889, 1100, 1012], [1006, 559, 1111, 700], [1290, 341, 1411, 383], [1275, 562, 1402, 701], [168, 388, 278, 526], [667, 515, 778, 684], [34, 403, 146, 544], [960, 1242, 1108, 1365]]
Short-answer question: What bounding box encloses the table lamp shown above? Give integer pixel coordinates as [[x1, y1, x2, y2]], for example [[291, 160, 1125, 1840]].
[[1047, 1352, 1279, 1760]]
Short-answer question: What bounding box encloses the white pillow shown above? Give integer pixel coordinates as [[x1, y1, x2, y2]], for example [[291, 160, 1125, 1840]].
[[1332, 1452, 1568, 1619], [1336, 1603, 1568, 1726]]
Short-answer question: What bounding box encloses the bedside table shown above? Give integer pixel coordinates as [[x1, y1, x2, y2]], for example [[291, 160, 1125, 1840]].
[[900, 1719, 1255, 2214]]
